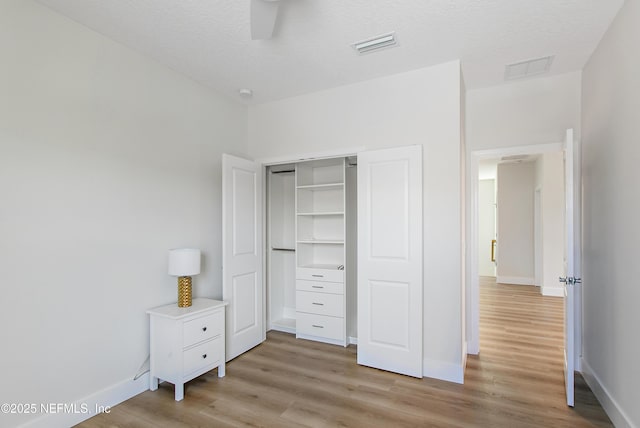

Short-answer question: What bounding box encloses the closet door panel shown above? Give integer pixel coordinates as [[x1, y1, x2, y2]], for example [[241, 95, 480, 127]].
[[222, 154, 264, 361], [357, 145, 423, 378]]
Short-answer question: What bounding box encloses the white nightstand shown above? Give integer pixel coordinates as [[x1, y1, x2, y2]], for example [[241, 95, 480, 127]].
[[147, 298, 228, 401]]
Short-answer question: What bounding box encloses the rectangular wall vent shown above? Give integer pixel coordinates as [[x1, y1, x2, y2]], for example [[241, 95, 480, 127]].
[[352, 32, 397, 54], [505, 56, 554, 80]]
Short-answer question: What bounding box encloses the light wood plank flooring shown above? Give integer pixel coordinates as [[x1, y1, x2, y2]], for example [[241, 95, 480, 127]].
[[78, 278, 611, 427]]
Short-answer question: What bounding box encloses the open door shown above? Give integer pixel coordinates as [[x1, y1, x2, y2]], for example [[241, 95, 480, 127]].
[[222, 154, 264, 361], [560, 129, 578, 407], [357, 145, 423, 378]]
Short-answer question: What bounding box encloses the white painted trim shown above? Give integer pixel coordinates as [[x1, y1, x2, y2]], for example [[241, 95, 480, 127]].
[[467, 156, 480, 356], [261, 163, 268, 343], [461, 341, 468, 379], [541, 286, 564, 297], [348, 336, 358, 345], [21, 374, 149, 428], [296, 333, 347, 347], [582, 359, 637, 428], [496, 276, 535, 286], [423, 357, 465, 384], [473, 142, 564, 160], [467, 339, 479, 355], [256, 146, 365, 166]]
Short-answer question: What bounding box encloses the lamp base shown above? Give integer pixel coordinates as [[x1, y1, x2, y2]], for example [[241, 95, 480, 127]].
[[178, 276, 192, 307]]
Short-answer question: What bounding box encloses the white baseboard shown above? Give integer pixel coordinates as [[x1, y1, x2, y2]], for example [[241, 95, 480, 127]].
[[541, 286, 564, 297], [348, 336, 358, 345], [496, 276, 535, 286], [581, 359, 636, 428], [467, 339, 479, 355], [21, 374, 149, 428], [423, 357, 465, 384], [461, 341, 468, 381]]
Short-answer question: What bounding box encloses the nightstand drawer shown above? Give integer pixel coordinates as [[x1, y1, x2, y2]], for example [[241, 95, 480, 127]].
[[296, 313, 344, 341], [183, 310, 223, 347], [296, 291, 343, 317], [183, 337, 222, 377], [296, 267, 344, 283], [296, 279, 344, 294]]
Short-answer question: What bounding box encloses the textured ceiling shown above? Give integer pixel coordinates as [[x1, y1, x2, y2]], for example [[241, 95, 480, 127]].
[[36, 0, 623, 103]]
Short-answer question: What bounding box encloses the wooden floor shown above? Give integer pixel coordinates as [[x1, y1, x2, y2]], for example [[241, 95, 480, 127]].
[[79, 278, 612, 427]]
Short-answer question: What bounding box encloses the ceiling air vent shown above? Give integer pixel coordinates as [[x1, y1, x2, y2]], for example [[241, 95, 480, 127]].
[[501, 155, 530, 162], [504, 56, 554, 80], [352, 32, 397, 55]]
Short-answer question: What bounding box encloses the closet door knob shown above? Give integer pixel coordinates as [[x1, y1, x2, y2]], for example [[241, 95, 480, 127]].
[[202, 327, 207, 332], [202, 354, 207, 359]]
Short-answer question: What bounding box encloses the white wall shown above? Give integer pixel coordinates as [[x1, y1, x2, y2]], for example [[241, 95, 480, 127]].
[[466, 72, 582, 151], [538, 152, 565, 296], [478, 179, 496, 276], [581, 0, 640, 426], [496, 162, 535, 284], [0, 1, 247, 426], [465, 71, 581, 353], [249, 61, 465, 382]]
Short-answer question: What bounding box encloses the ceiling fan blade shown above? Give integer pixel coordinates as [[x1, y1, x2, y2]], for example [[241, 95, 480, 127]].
[[250, 0, 280, 40]]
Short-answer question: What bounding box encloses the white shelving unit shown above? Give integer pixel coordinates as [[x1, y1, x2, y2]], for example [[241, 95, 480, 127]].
[[295, 158, 347, 346]]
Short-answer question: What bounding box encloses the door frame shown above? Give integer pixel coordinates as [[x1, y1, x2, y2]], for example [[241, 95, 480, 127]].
[[466, 141, 581, 359]]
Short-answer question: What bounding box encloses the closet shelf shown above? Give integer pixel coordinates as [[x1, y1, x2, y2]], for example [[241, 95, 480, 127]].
[[297, 239, 344, 245], [296, 183, 344, 191], [297, 211, 344, 216], [298, 263, 344, 270]]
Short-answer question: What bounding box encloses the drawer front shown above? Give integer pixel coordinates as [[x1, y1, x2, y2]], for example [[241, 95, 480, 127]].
[[183, 310, 223, 348], [296, 313, 344, 341], [296, 279, 344, 295], [296, 291, 344, 317], [183, 337, 222, 377], [296, 267, 344, 283]]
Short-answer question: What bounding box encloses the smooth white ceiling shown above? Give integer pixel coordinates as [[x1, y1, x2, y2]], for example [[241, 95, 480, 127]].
[[36, 0, 623, 103]]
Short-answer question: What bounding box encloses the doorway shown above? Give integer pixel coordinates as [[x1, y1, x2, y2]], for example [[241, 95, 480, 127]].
[[467, 138, 582, 406], [468, 142, 565, 355]]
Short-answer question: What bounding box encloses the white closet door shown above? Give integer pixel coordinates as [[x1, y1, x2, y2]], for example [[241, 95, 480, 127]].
[[357, 145, 423, 378], [222, 154, 264, 361]]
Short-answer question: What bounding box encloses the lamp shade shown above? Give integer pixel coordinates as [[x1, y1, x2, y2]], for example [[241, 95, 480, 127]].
[[168, 248, 201, 276]]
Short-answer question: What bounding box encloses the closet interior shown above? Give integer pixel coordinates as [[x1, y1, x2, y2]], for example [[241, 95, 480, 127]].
[[266, 157, 357, 347]]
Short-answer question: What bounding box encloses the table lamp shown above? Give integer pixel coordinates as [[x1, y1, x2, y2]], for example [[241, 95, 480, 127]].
[[168, 248, 201, 307]]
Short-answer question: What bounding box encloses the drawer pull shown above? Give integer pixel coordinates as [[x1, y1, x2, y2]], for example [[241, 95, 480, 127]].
[[312, 302, 324, 306], [312, 325, 324, 328], [202, 327, 207, 332], [311, 274, 324, 278], [311, 285, 324, 289], [202, 354, 207, 359]]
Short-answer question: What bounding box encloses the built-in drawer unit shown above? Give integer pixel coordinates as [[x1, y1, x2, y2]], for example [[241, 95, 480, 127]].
[[296, 279, 344, 295], [296, 291, 344, 317], [296, 312, 345, 342], [296, 267, 344, 283]]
